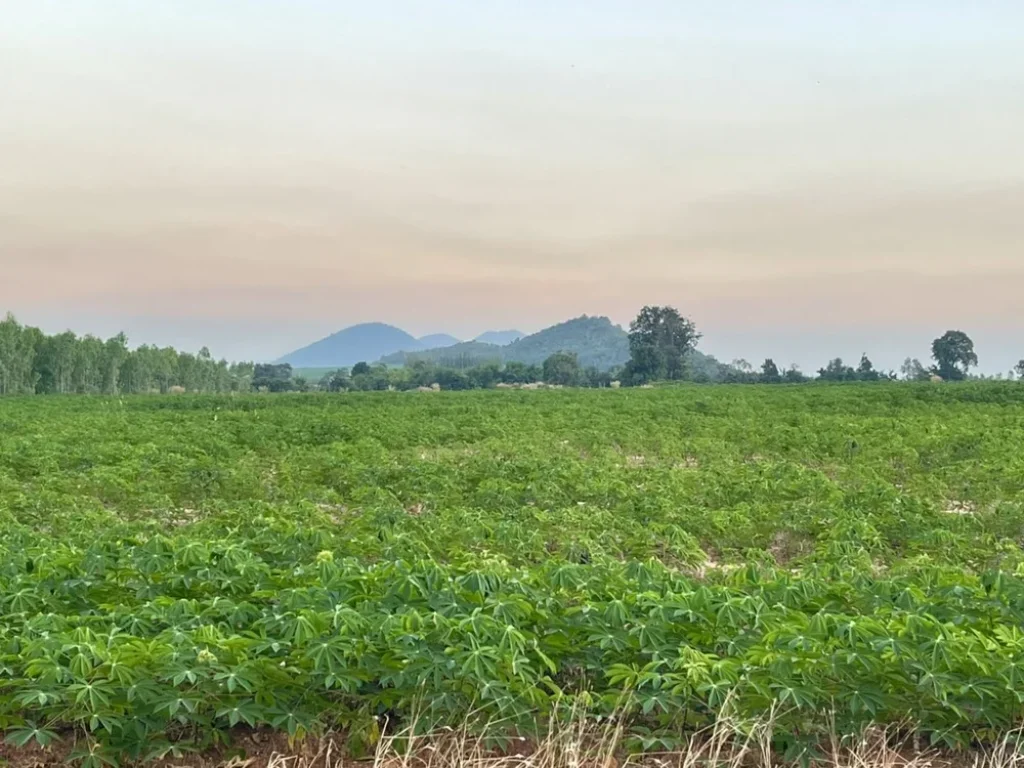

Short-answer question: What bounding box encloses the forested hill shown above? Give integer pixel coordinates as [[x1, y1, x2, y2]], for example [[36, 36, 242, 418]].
[[381, 314, 729, 376], [380, 341, 504, 369], [504, 316, 630, 369]]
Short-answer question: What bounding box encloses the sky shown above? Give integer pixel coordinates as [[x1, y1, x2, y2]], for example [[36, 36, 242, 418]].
[[2, 1, 1023, 372]]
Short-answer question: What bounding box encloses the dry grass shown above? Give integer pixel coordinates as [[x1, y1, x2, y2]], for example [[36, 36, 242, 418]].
[[253, 719, 1024, 768], [5, 717, 1023, 768]]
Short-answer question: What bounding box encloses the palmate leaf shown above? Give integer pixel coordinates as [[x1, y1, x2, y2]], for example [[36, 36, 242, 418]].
[[23, 656, 67, 683], [268, 706, 314, 738], [213, 667, 258, 693], [68, 682, 114, 711], [12, 688, 61, 707], [6, 722, 59, 748], [846, 686, 886, 716], [87, 714, 123, 734], [698, 678, 736, 707], [216, 699, 264, 727], [8, 380, 1024, 753], [152, 694, 201, 717], [69, 741, 121, 768], [142, 741, 196, 763]]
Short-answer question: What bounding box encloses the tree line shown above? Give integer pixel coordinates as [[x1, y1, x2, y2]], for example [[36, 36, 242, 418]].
[[0, 314, 254, 395], [621, 307, 1016, 385], [253, 353, 615, 393], [1, 309, 1020, 396]]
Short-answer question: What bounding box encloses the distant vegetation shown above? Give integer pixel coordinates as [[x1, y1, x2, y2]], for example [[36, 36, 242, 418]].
[[383, 316, 630, 369], [384, 315, 728, 378], [381, 341, 505, 369], [0, 314, 253, 395], [0, 306, 1011, 397], [503, 316, 629, 369]]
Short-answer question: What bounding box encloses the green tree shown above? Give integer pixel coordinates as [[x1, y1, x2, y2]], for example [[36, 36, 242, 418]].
[[252, 363, 295, 392], [432, 368, 469, 390], [228, 361, 254, 392], [322, 369, 352, 392], [900, 357, 928, 381], [118, 346, 151, 393], [0, 313, 254, 397], [101, 334, 129, 394], [783, 365, 807, 383], [0, 313, 39, 394], [500, 361, 540, 385], [35, 331, 78, 394], [817, 358, 856, 382], [856, 353, 880, 382], [931, 330, 977, 381], [625, 306, 701, 384], [760, 359, 781, 383], [579, 366, 613, 388], [467, 362, 501, 389], [542, 351, 580, 386], [351, 363, 391, 391], [1014, 360, 1024, 380]]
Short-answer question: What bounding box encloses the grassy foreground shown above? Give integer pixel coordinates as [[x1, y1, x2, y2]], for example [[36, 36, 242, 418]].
[[2, 384, 1024, 764]]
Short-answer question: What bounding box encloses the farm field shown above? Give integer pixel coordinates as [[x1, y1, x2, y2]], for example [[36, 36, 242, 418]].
[[2, 384, 1024, 764]]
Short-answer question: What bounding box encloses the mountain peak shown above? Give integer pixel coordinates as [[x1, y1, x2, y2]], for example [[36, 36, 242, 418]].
[[418, 333, 461, 349], [475, 329, 524, 346], [277, 322, 419, 367]]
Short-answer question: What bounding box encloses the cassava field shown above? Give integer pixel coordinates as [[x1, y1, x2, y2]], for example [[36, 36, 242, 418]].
[[2, 384, 1024, 765]]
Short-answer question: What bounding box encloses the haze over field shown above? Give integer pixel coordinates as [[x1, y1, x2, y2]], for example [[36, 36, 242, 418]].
[[2, 2, 1023, 371]]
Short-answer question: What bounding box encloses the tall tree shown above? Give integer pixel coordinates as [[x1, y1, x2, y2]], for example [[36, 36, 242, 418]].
[[900, 357, 928, 381], [1014, 360, 1024, 380], [760, 358, 781, 383], [71, 335, 105, 393], [0, 314, 38, 394], [931, 330, 977, 381], [35, 331, 77, 394], [857, 354, 880, 382], [625, 306, 701, 384], [101, 334, 129, 394]]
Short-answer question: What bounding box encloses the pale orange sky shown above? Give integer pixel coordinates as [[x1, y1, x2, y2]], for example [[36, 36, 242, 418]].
[[2, 2, 1023, 370]]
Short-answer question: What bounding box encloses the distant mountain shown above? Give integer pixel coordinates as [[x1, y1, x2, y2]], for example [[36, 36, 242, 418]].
[[417, 333, 461, 348], [505, 316, 629, 369], [475, 330, 524, 345], [283, 317, 733, 379], [383, 316, 630, 371], [277, 323, 420, 368]]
